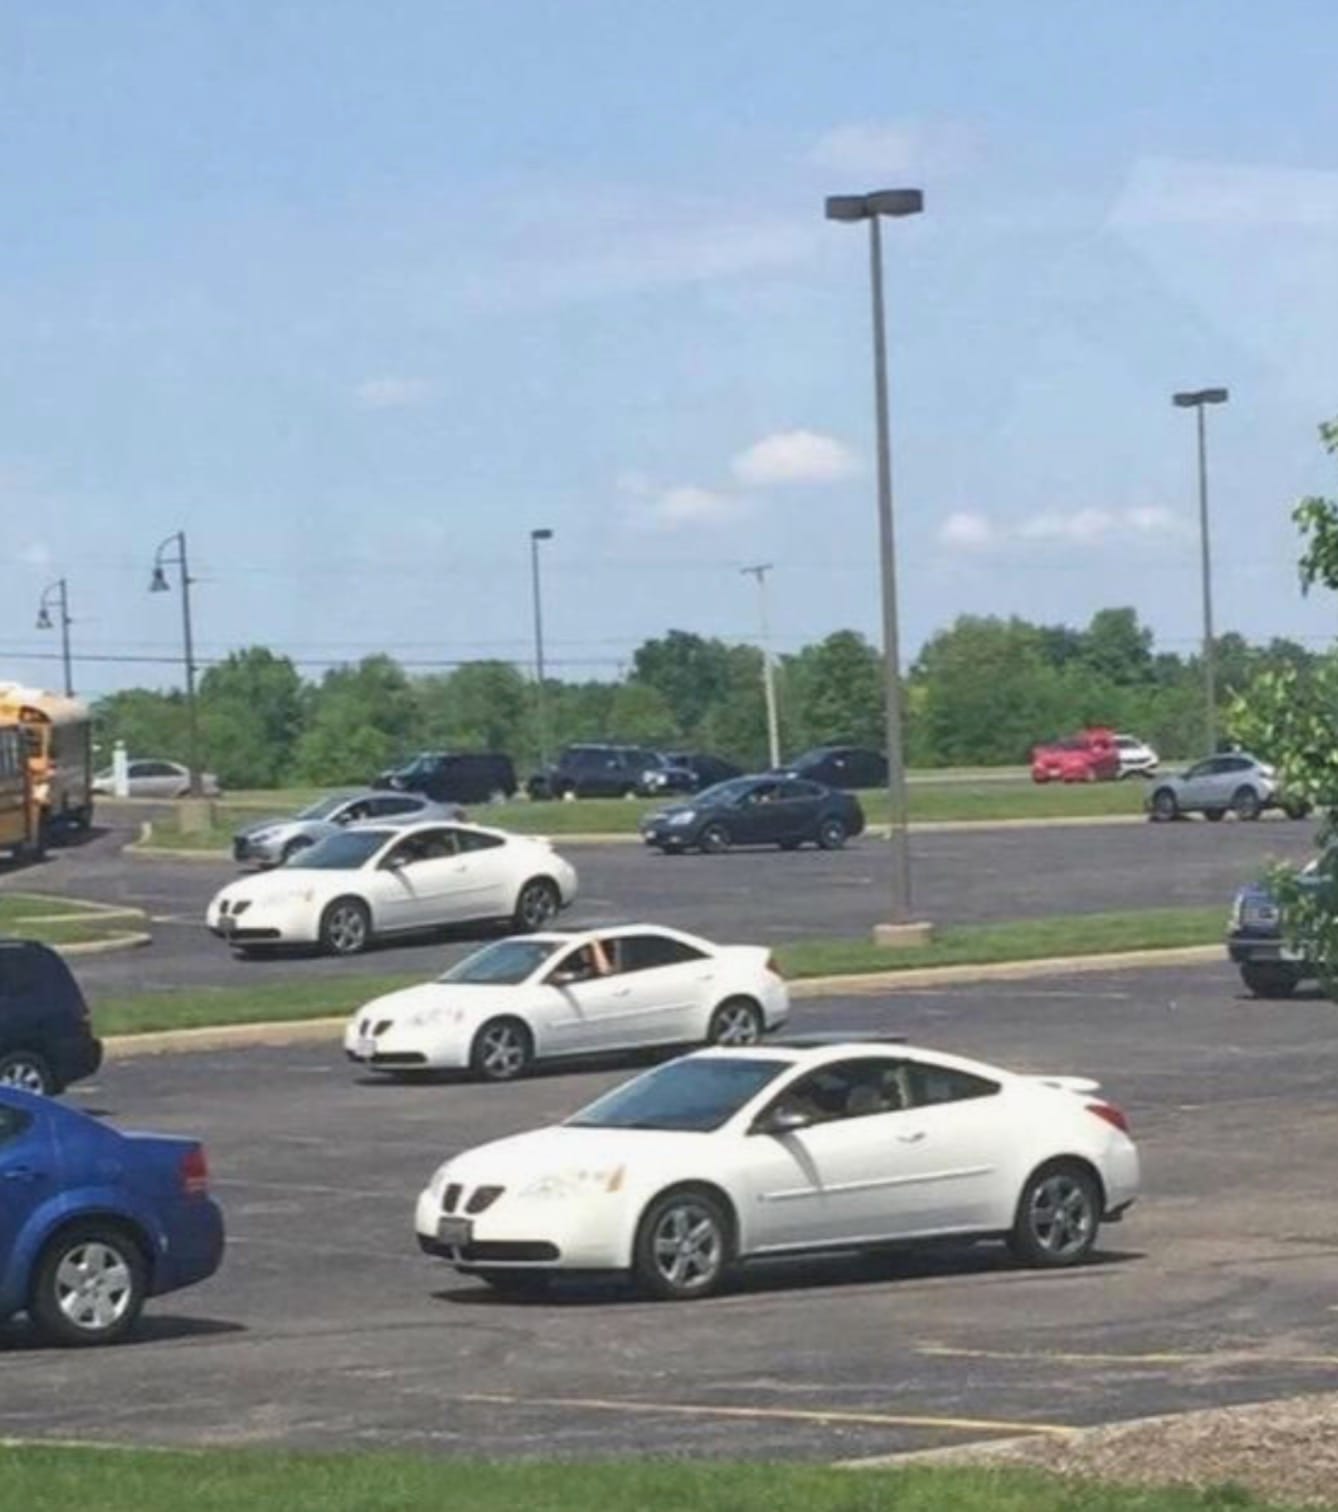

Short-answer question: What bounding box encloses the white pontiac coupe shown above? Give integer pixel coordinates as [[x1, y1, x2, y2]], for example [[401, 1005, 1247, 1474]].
[[345, 926, 789, 1080], [207, 821, 578, 957], [414, 1038, 1140, 1299]]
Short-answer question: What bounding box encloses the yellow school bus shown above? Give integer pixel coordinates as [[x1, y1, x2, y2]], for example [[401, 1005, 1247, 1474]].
[[0, 683, 93, 839], [0, 722, 40, 859]]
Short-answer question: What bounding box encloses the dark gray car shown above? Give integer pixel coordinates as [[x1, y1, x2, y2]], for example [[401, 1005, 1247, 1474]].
[[232, 790, 463, 867]]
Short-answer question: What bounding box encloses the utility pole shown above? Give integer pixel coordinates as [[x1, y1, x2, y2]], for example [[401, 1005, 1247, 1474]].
[[741, 564, 781, 769]]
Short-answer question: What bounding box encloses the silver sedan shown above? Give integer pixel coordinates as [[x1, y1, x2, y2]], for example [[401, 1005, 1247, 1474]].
[[232, 790, 464, 867]]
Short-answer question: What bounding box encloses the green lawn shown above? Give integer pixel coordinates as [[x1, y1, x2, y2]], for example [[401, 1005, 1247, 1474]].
[[94, 907, 1222, 1037], [0, 892, 147, 948], [0, 1446, 1320, 1512], [0, 892, 93, 922], [143, 778, 1151, 852]]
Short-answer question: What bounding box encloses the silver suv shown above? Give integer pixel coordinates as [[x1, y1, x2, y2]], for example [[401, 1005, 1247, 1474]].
[[1147, 753, 1308, 822]]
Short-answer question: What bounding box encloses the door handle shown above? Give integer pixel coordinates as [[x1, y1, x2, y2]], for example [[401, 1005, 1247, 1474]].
[[2, 1166, 43, 1183], [896, 1131, 926, 1144]]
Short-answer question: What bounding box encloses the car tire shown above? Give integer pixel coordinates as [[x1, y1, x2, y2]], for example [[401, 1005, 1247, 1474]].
[[1150, 788, 1178, 822], [319, 897, 372, 956], [29, 1222, 149, 1347], [1232, 786, 1262, 821], [475, 1269, 553, 1298], [1203, 808, 1225, 822], [280, 837, 312, 864], [1240, 962, 1301, 999], [706, 997, 763, 1047], [469, 1017, 534, 1082], [1283, 799, 1312, 820], [816, 817, 847, 851], [1007, 1160, 1102, 1269], [513, 877, 560, 932], [698, 823, 731, 855], [632, 1187, 732, 1301], [0, 1049, 54, 1095]]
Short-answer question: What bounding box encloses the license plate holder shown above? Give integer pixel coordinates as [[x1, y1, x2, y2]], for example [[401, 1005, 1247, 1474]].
[[436, 1216, 472, 1247], [355, 1036, 377, 1059]]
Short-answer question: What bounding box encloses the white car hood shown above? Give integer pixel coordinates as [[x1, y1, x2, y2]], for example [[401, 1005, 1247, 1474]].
[[359, 982, 533, 1024], [215, 866, 350, 904], [442, 1124, 704, 1184]]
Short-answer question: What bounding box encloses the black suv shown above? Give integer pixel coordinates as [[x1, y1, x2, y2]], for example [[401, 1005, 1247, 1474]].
[[782, 745, 887, 790], [0, 939, 103, 1095], [374, 751, 517, 805], [638, 751, 742, 798], [529, 744, 660, 800]]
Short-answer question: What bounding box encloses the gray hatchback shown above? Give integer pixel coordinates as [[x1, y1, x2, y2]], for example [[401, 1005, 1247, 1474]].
[[232, 789, 464, 867], [1146, 753, 1309, 823]]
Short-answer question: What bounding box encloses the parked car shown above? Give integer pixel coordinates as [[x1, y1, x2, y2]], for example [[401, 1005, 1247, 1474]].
[[1147, 753, 1309, 822], [528, 744, 660, 800], [1113, 733, 1159, 779], [0, 1086, 224, 1345], [91, 759, 221, 799], [640, 776, 864, 854], [413, 1037, 1139, 1299], [1030, 729, 1121, 784], [637, 751, 742, 798], [207, 820, 579, 957], [374, 751, 517, 805], [781, 745, 887, 790], [232, 789, 463, 868], [345, 926, 789, 1081], [0, 939, 102, 1095], [1227, 876, 1310, 998]]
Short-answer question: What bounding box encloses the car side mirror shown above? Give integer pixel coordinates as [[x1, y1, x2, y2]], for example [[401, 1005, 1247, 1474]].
[[384, 854, 406, 870], [752, 1104, 812, 1136], [550, 968, 582, 987]]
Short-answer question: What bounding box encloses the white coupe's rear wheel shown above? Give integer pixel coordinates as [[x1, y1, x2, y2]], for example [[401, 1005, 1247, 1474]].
[[513, 878, 559, 932], [1008, 1162, 1101, 1268], [707, 998, 763, 1047]]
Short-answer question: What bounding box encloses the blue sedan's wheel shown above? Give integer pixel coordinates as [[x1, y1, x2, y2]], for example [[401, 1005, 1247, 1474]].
[[30, 1224, 148, 1347]]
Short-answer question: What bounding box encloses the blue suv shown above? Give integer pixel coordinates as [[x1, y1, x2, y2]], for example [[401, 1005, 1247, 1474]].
[[0, 1088, 225, 1345], [1228, 876, 1312, 998]]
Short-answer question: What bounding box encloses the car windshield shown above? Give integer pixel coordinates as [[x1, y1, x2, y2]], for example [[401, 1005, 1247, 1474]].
[[297, 794, 354, 821], [695, 778, 759, 807], [567, 1057, 787, 1132], [439, 938, 563, 985], [285, 830, 392, 869]]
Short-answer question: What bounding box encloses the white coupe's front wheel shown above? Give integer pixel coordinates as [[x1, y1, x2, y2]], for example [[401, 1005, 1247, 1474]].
[[470, 1017, 534, 1082], [320, 897, 371, 956]]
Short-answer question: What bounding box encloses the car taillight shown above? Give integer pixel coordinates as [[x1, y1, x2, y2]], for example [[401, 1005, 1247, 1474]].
[[180, 1147, 210, 1198], [1087, 1101, 1130, 1135]]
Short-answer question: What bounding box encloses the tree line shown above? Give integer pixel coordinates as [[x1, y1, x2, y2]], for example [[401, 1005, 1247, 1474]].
[[85, 609, 1318, 790]]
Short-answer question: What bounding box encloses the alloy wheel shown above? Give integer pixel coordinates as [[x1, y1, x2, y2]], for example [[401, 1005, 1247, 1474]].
[[326, 904, 368, 954], [1026, 1172, 1096, 1260], [649, 1201, 724, 1295], [54, 1241, 135, 1334], [0, 1054, 50, 1094], [710, 1001, 761, 1046], [475, 1021, 529, 1081]]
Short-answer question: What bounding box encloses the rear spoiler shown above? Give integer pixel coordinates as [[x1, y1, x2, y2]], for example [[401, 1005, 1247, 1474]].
[[1028, 1075, 1101, 1094]]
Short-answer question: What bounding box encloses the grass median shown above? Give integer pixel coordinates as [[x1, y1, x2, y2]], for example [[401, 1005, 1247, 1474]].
[[0, 1446, 1321, 1512], [141, 779, 1151, 853], [92, 907, 1223, 1037], [0, 892, 147, 949]]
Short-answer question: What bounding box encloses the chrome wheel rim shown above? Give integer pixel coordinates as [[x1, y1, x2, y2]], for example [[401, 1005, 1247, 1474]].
[[0, 1058, 46, 1093], [479, 1023, 527, 1079], [54, 1242, 134, 1332], [327, 905, 367, 954], [1028, 1174, 1095, 1258], [712, 1003, 760, 1045], [519, 884, 555, 929], [651, 1202, 723, 1293]]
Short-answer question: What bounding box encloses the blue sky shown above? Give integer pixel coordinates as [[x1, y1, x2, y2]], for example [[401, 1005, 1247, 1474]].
[[4, 0, 1338, 697]]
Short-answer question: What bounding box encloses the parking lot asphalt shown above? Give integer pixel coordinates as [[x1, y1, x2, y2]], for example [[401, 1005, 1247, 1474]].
[[5, 813, 1316, 995], [5, 959, 1337, 1460]]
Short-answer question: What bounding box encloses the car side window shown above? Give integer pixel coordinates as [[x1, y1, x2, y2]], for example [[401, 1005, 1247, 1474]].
[[372, 796, 419, 816], [618, 934, 708, 971], [769, 1058, 910, 1126], [779, 780, 821, 801], [1185, 761, 1213, 779], [455, 830, 504, 853], [904, 1061, 1000, 1107], [0, 1105, 32, 1148]]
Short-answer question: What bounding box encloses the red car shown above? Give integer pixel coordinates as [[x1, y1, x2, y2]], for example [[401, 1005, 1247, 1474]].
[[1030, 728, 1121, 783]]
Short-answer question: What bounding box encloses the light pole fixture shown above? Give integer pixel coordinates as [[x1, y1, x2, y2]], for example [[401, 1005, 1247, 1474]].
[[741, 564, 781, 769], [530, 528, 554, 769], [149, 530, 203, 797], [825, 185, 931, 945], [1173, 386, 1229, 752], [36, 578, 74, 696]]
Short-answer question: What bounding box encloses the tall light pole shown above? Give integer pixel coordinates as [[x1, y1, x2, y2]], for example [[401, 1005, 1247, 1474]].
[[1173, 387, 1229, 752], [826, 187, 930, 945], [741, 564, 781, 769], [35, 578, 74, 696], [530, 528, 554, 769], [149, 531, 202, 797]]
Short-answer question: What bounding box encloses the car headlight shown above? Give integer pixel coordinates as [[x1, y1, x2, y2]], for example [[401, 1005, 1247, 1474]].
[[1229, 894, 1244, 929], [249, 828, 279, 843], [667, 810, 695, 827], [519, 1166, 625, 1199]]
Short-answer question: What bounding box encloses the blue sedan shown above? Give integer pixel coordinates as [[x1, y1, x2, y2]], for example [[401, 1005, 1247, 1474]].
[[0, 1088, 225, 1345]]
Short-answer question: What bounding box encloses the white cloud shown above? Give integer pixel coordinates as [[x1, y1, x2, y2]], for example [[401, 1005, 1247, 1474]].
[[937, 512, 996, 551], [1017, 508, 1118, 544], [731, 430, 857, 487], [650, 485, 739, 528], [354, 376, 434, 410], [808, 120, 979, 180], [19, 541, 52, 568]]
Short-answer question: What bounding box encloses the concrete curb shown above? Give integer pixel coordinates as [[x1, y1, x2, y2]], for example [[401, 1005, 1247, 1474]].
[[57, 931, 153, 959], [99, 942, 1224, 1060]]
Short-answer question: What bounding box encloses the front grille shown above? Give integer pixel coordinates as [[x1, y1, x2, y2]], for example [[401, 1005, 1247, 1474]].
[[442, 1183, 463, 1213], [369, 1051, 426, 1065], [459, 1241, 559, 1263], [466, 1185, 504, 1215]]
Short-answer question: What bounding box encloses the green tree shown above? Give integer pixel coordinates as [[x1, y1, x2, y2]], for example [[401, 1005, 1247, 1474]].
[[91, 688, 190, 767], [294, 655, 419, 784], [698, 646, 774, 768], [1081, 608, 1154, 686], [199, 647, 305, 788], [417, 662, 530, 755], [789, 631, 884, 751], [631, 631, 734, 737], [606, 682, 679, 745]]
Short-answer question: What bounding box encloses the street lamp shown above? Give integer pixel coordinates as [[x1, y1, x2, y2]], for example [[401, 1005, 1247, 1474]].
[[35, 579, 74, 696], [825, 186, 931, 945], [741, 564, 781, 768], [530, 528, 554, 769], [1172, 387, 1230, 752], [149, 531, 202, 797]]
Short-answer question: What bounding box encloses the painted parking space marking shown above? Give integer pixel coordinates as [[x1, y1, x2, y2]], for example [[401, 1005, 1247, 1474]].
[[916, 1344, 1338, 1369], [460, 1392, 1075, 1438]]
